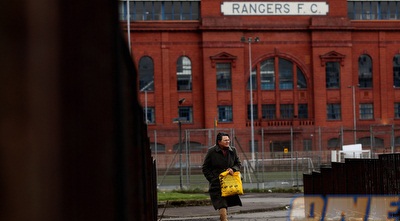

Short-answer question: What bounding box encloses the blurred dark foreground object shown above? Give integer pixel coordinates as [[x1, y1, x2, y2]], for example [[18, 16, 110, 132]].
[[0, 1, 156, 221]]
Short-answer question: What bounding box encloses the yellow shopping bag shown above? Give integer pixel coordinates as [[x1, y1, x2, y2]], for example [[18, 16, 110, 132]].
[[219, 171, 244, 197]]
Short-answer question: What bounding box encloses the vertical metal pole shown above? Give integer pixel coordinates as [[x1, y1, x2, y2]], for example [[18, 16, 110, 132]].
[[341, 126, 344, 147], [208, 129, 212, 147], [186, 130, 189, 187], [248, 38, 255, 162], [370, 125, 373, 157], [352, 85, 356, 143], [296, 151, 299, 188], [261, 128, 264, 183], [392, 124, 395, 153], [319, 126, 322, 167], [126, 0, 131, 53], [214, 117, 217, 141], [290, 127, 293, 181], [145, 90, 148, 124], [154, 130, 158, 184], [179, 121, 183, 190]]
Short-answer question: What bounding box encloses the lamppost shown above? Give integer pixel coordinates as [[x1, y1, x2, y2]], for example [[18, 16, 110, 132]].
[[348, 85, 357, 143], [241, 36, 260, 162], [173, 98, 186, 190]]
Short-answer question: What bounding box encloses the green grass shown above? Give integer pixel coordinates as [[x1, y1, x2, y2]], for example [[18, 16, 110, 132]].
[[158, 191, 209, 202], [158, 187, 303, 202]]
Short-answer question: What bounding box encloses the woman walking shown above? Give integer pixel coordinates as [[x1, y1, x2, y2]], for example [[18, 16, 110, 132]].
[[202, 132, 242, 221]]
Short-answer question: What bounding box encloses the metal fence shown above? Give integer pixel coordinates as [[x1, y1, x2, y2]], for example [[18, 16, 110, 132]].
[[150, 125, 400, 190]]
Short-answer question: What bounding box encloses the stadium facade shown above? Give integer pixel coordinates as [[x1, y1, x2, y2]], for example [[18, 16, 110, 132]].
[[120, 0, 400, 156]]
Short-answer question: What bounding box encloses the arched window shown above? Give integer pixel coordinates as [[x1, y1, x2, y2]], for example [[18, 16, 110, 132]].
[[358, 137, 370, 146], [188, 142, 206, 152], [358, 136, 384, 147], [248, 57, 308, 120], [177, 56, 192, 91], [393, 54, 400, 88], [358, 54, 372, 88], [150, 142, 165, 153], [172, 141, 204, 152], [139, 56, 154, 91], [257, 58, 307, 90]]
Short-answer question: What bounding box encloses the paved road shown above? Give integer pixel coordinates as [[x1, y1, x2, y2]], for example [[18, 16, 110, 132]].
[[158, 193, 299, 221], [159, 210, 288, 221]]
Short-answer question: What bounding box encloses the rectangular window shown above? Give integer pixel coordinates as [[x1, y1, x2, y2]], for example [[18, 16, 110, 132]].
[[218, 106, 233, 122], [177, 74, 192, 90], [178, 106, 193, 123], [216, 63, 232, 90], [298, 104, 308, 119], [358, 55, 373, 88], [164, 2, 173, 20], [247, 104, 258, 120], [327, 103, 341, 120], [326, 62, 340, 88], [380, 1, 389, 19], [143, 107, 155, 124], [395, 103, 400, 119], [173, 2, 181, 20], [181, 2, 191, 20], [177, 57, 192, 91], [360, 103, 373, 120], [144, 2, 153, 20], [280, 104, 294, 119], [354, 1, 362, 19], [394, 56, 400, 87], [120, 1, 200, 21], [348, 1, 400, 20], [191, 2, 199, 20], [347, 1, 355, 19], [262, 104, 276, 119], [279, 59, 293, 90], [389, 2, 398, 19]]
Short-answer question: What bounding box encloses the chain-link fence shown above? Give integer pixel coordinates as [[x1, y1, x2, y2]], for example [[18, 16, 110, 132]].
[[150, 125, 400, 190]]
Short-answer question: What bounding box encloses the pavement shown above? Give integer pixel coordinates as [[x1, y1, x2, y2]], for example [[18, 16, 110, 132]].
[[158, 192, 300, 221]]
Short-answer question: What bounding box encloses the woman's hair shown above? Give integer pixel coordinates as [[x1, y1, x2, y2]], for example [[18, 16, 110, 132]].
[[216, 132, 230, 144]]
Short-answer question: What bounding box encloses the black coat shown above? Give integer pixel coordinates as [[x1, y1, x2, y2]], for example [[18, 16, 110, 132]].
[[202, 144, 242, 210]]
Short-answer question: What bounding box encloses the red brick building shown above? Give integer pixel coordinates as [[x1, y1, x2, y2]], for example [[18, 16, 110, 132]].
[[121, 0, 400, 155]]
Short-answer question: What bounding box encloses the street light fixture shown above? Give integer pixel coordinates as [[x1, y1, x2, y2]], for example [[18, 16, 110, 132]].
[[241, 36, 260, 162]]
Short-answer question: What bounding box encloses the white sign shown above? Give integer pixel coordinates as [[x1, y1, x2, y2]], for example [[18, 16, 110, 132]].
[[342, 144, 362, 152], [221, 2, 329, 16]]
